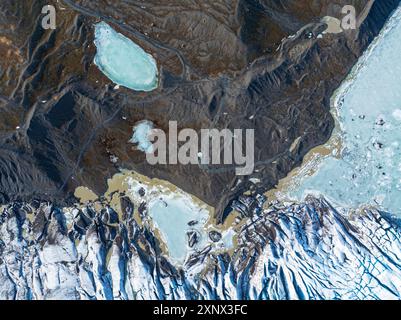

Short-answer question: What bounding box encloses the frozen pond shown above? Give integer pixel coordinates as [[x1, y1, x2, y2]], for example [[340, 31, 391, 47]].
[[148, 196, 209, 263], [94, 22, 158, 92], [129, 121, 154, 153], [125, 176, 213, 264], [291, 6, 401, 214]]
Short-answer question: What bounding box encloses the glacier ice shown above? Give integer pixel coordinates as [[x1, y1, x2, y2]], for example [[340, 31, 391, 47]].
[[94, 22, 158, 92], [1, 198, 401, 300], [291, 5, 401, 215]]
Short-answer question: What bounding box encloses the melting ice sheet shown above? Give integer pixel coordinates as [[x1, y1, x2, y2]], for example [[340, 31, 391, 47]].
[[291, 6, 401, 214], [94, 22, 158, 92]]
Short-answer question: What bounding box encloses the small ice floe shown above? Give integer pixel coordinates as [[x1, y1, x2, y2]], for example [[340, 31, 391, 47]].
[[249, 178, 260, 184], [109, 155, 119, 164], [306, 32, 314, 39], [129, 120, 154, 153]]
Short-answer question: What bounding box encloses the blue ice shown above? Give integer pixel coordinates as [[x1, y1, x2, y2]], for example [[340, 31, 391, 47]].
[[149, 197, 208, 263], [94, 22, 158, 92], [130, 121, 154, 153], [292, 6, 401, 215]]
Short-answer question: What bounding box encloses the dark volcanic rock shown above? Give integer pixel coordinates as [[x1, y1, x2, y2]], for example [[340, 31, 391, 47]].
[[0, 0, 400, 223], [120, 196, 134, 220], [186, 230, 201, 248], [138, 187, 146, 197], [209, 230, 222, 242], [187, 220, 198, 227]]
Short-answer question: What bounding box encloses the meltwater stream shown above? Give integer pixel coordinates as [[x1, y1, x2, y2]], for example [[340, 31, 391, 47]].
[[291, 5, 401, 214]]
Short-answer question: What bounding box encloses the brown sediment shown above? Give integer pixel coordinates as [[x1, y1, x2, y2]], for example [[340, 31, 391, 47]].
[[105, 246, 113, 265], [72, 171, 170, 254], [1, 0, 399, 229], [74, 186, 99, 202], [264, 90, 344, 204], [264, 138, 342, 203], [74, 169, 214, 259], [25, 210, 36, 223], [273, 0, 394, 202], [73, 169, 243, 260], [0, 0, 399, 223], [321, 16, 343, 34]]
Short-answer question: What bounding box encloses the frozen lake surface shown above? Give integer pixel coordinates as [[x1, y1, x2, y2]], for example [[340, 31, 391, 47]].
[[291, 6, 401, 214], [94, 22, 158, 92], [148, 196, 209, 263]]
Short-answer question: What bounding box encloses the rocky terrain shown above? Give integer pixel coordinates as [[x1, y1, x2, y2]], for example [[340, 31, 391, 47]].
[[0, 1, 400, 221], [1, 196, 401, 300]]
